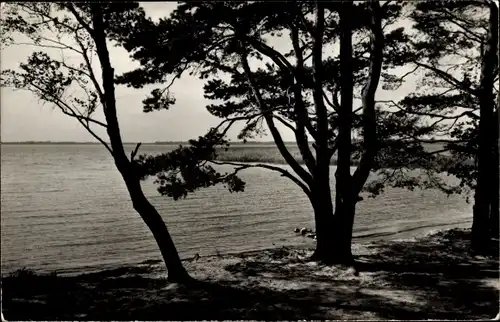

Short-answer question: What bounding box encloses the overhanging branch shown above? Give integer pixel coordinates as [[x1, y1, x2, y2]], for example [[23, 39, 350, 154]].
[[414, 61, 479, 97], [24, 83, 113, 154], [378, 99, 478, 120], [274, 114, 296, 132], [240, 53, 313, 187], [209, 160, 311, 198], [61, 109, 108, 127]]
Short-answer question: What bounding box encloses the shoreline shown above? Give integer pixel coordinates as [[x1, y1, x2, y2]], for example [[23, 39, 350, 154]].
[[1, 219, 473, 278], [2, 228, 498, 320], [1, 220, 472, 278]]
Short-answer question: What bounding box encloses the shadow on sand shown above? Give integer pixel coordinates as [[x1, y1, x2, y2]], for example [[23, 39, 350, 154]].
[[2, 229, 498, 320]]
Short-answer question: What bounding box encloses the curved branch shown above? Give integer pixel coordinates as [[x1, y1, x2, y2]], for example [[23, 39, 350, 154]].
[[210, 113, 262, 136], [22, 84, 112, 154], [247, 37, 322, 152], [60, 59, 92, 81], [398, 65, 420, 80], [322, 88, 340, 112], [288, 22, 317, 171], [405, 137, 469, 144], [246, 38, 298, 79], [274, 114, 296, 132], [209, 160, 311, 198], [441, 9, 485, 43], [61, 110, 107, 127], [240, 53, 313, 187], [378, 99, 479, 120], [10, 40, 81, 54], [18, 3, 82, 32], [414, 61, 479, 97], [66, 4, 94, 36]]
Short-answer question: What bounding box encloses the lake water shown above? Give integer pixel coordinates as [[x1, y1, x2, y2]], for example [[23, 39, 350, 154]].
[[1, 144, 472, 276]]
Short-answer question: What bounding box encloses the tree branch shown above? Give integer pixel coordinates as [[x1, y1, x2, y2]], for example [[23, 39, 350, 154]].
[[11, 40, 82, 54], [441, 9, 485, 42], [240, 53, 313, 187], [352, 0, 384, 197], [209, 113, 262, 137], [61, 109, 108, 127], [66, 4, 94, 36], [247, 33, 315, 141], [288, 21, 317, 172], [398, 65, 420, 81], [209, 160, 311, 198], [322, 88, 340, 112], [22, 83, 112, 154], [414, 61, 479, 97], [246, 37, 300, 80], [19, 3, 82, 31], [405, 137, 469, 144], [378, 99, 478, 120], [274, 114, 296, 132], [74, 31, 105, 102], [131, 142, 142, 161], [311, 1, 330, 170]]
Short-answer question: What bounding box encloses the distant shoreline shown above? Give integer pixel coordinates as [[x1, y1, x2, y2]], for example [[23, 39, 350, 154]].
[[0, 141, 280, 145]]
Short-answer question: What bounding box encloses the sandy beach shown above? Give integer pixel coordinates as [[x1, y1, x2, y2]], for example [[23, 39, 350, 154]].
[[2, 228, 498, 320]]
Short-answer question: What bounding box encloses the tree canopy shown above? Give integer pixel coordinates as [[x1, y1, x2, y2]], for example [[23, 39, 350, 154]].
[[113, 1, 412, 200], [0, 2, 193, 282]]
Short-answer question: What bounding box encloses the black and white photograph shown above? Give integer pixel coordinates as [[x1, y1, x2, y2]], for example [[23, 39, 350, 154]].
[[0, 1, 499, 320]]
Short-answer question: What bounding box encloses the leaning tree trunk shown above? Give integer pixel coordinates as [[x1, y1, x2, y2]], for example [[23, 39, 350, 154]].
[[122, 169, 192, 282], [90, 5, 192, 283], [472, 1, 498, 253]]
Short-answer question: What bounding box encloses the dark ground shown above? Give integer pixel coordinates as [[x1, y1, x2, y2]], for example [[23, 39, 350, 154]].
[[1, 228, 498, 320]]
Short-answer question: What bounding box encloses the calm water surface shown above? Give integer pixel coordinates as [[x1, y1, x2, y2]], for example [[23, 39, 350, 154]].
[[1, 144, 472, 275]]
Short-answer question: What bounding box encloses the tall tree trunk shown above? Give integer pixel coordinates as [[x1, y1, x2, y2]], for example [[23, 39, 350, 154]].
[[489, 100, 499, 239], [331, 200, 357, 264], [489, 12, 500, 240], [329, 0, 355, 265], [308, 0, 340, 263], [472, 1, 498, 253], [310, 178, 336, 262], [90, 5, 192, 282], [490, 144, 499, 240], [329, 0, 383, 266]]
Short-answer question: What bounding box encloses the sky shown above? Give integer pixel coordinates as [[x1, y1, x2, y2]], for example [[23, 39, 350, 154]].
[[0, 2, 418, 143]]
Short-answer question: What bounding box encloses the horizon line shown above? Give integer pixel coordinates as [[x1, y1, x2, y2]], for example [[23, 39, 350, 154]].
[[0, 140, 286, 144]]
